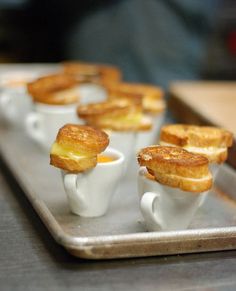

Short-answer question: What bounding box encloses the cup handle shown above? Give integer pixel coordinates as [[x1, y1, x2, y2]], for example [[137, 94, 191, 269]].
[[25, 112, 45, 144], [140, 192, 162, 231], [63, 173, 87, 210], [0, 93, 15, 119]]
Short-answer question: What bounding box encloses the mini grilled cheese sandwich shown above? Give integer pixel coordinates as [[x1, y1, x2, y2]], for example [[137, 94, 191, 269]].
[[27, 74, 79, 105], [62, 61, 122, 84], [77, 100, 152, 131], [160, 124, 233, 164], [106, 82, 165, 114], [50, 124, 109, 172], [138, 146, 212, 192]]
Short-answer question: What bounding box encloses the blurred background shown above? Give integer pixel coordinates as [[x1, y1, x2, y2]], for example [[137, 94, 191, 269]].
[[0, 0, 235, 88]]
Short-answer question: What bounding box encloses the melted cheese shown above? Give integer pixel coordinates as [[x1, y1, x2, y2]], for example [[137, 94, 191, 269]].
[[51, 142, 92, 160], [53, 87, 79, 103], [148, 170, 212, 183], [164, 173, 212, 183], [101, 112, 142, 126]]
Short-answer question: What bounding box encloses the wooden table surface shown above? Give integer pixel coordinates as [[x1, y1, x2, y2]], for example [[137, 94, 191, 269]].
[[169, 81, 236, 135], [1, 157, 236, 291]]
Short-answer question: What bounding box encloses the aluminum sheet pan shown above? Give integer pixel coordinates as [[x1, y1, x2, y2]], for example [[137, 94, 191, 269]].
[[0, 125, 236, 259]]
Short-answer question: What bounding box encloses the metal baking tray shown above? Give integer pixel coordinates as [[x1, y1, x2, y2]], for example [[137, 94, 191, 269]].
[[0, 125, 236, 259]]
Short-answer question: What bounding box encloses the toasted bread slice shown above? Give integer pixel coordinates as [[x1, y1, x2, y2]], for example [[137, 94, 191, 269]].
[[62, 61, 122, 84], [138, 146, 212, 192], [27, 74, 79, 105], [106, 82, 165, 114], [54, 124, 109, 155], [160, 124, 233, 163], [50, 154, 97, 173], [77, 100, 131, 119], [149, 171, 212, 193], [50, 124, 109, 172], [77, 100, 152, 132]]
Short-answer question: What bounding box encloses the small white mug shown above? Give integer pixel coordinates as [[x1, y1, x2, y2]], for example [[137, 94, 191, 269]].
[[0, 71, 39, 127], [25, 103, 79, 151], [135, 112, 164, 152], [210, 163, 221, 179], [138, 167, 207, 231], [62, 147, 125, 217], [198, 163, 221, 207], [78, 84, 107, 104], [105, 130, 137, 168]]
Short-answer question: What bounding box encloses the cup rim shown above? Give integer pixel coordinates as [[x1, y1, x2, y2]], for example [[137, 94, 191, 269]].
[[104, 129, 137, 136], [97, 147, 125, 167], [0, 71, 39, 87], [33, 102, 77, 112], [138, 167, 156, 184], [60, 147, 125, 175]]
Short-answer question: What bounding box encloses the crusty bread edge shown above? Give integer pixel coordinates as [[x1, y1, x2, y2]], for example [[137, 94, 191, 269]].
[[50, 154, 97, 173]]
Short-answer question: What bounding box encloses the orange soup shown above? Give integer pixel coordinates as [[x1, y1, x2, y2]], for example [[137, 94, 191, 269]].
[[97, 154, 116, 163]]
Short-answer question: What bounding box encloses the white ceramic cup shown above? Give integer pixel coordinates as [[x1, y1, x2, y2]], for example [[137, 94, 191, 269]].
[[0, 71, 39, 127], [135, 112, 165, 152], [78, 84, 107, 104], [210, 163, 221, 179], [25, 103, 79, 152], [138, 167, 207, 231], [62, 147, 125, 217], [198, 163, 221, 207], [105, 130, 137, 168]]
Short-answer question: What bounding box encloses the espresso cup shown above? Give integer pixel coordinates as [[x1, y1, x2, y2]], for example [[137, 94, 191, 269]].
[[105, 130, 137, 168], [0, 71, 38, 127], [209, 163, 221, 179], [78, 84, 107, 104], [198, 163, 220, 207], [138, 167, 207, 231], [135, 113, 164, 151], [25, 103, 79, 152], [62, 148, 125, 217]]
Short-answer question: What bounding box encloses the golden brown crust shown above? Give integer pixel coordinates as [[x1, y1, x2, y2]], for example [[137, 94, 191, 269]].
[[77, 100, 152, 131], [56, 124, 109, 155], [138, 146, 209, 178], [160, 124, 233, 164], [77, 100, 132, 119], [138, 146, 212, 192], [50, 124, 109, 172], [106, 82, 165, 114], [27, 74, 79, 105], [50, 154, 97, 173], [160, 124, 233, 148], [62, 61, 122, 84]]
